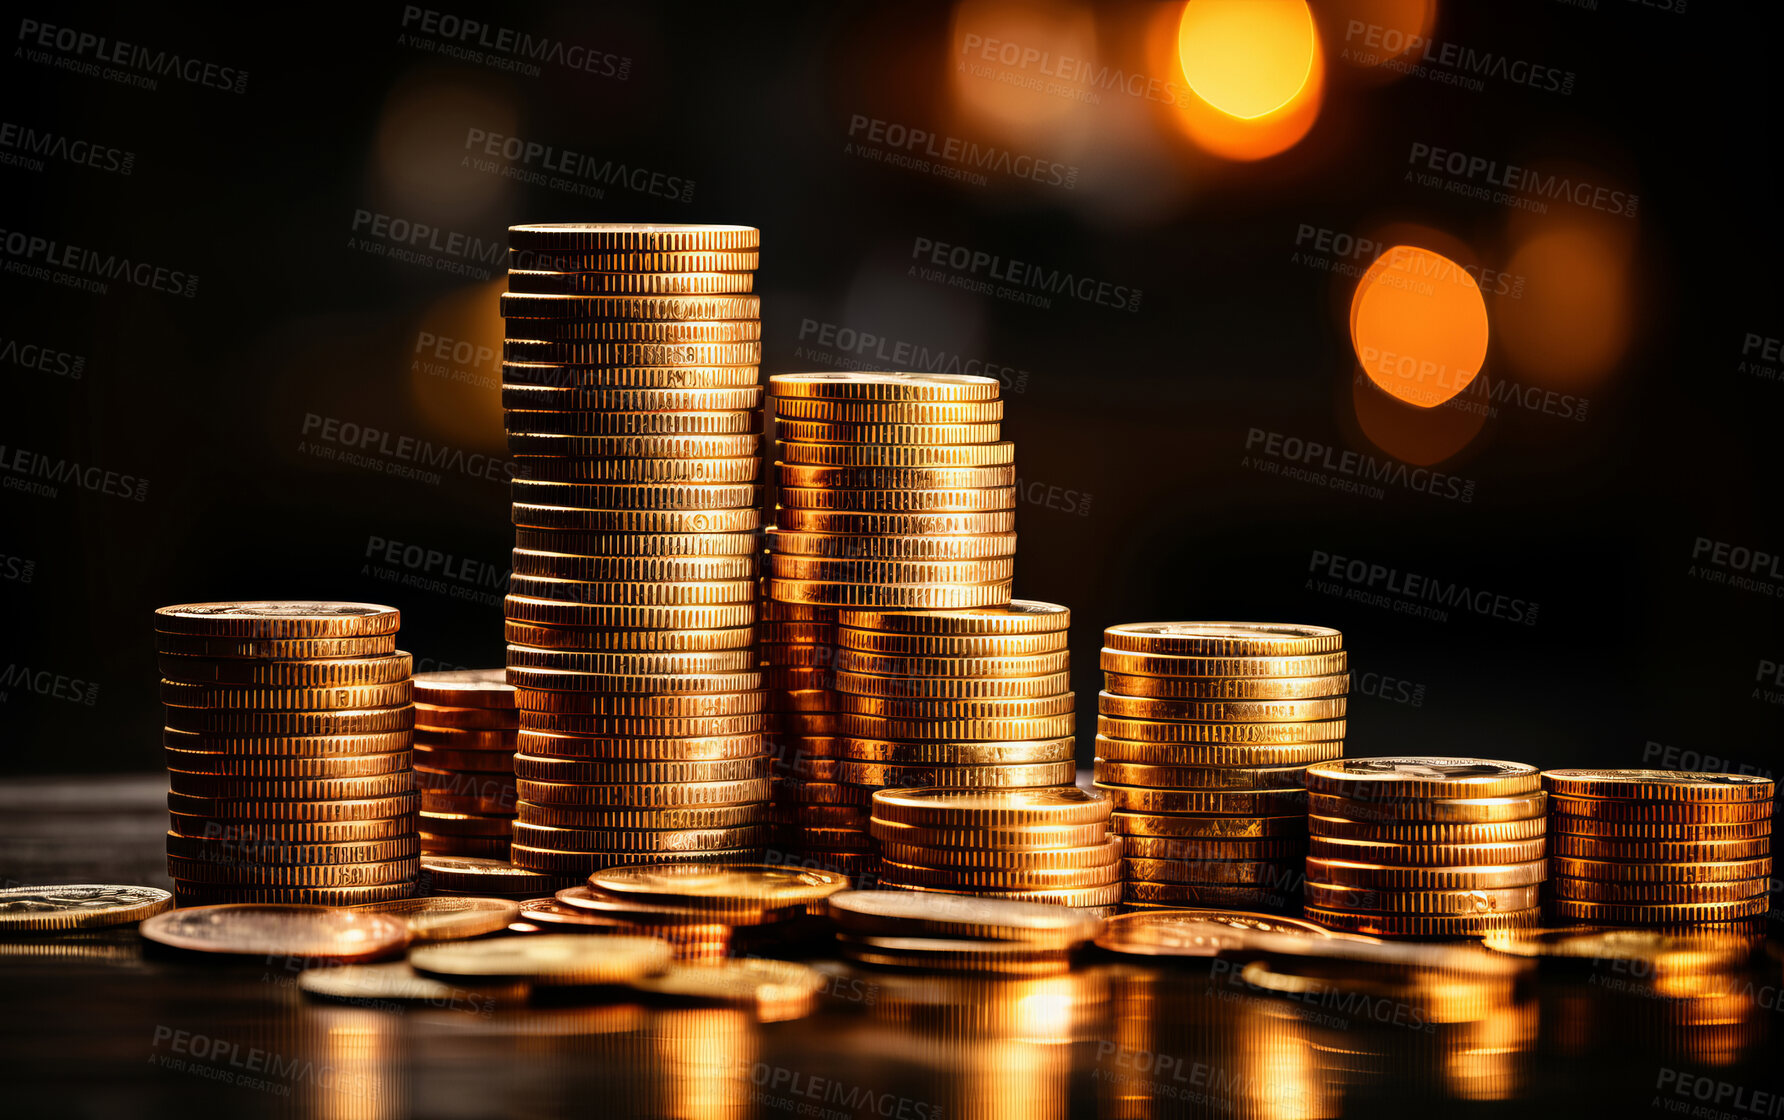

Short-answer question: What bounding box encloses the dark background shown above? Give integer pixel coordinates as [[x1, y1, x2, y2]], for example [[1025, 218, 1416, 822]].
[[3, 0, 1778, 777]]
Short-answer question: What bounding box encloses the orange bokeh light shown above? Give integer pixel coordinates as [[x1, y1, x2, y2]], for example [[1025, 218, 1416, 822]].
[[407, 276, 507, 453], [1495, 224, 1632, 390], [1350, 245, 1489, 408], [1178, 0, 1317, 118]]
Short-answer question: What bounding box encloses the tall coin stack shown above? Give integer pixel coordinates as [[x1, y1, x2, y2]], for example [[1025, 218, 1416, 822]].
[[1093, 623, 1347, 912], [413, 669, 518, 858], [761, 597, 848, 857], [501, 223, 770, 879], [157, 601, 419, 905], [868, 787, 1121, 910], [1303, 757, 1547, 937], [764, 371, 1026, 872], [1542, 769, 1774, 926]]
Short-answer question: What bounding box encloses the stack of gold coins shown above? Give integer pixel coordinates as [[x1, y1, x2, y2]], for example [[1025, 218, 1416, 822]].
[[413, 670, 518, 858], [869, 787, 1121, 909], [1093, 623, 1347, 913], [1303, 757, 1547, 937], [156, 601, 419, 905], [501, 223, 770, 879], [1542, 770, 1774, 926], [764, 371, 1021, 869]]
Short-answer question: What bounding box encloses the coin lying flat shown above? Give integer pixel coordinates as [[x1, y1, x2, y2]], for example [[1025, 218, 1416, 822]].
[[0, 884, 174, 931], [871, 787, 1111, 828], [1481, 926, 1760, 972], [347, 896, 522, 941], [1102, 622, 1344, 658], [298, 960, 529, 1005], [836, 934, 1072, 975], [1093, 908, 1336, 957], [139, 904, 409, 960], [554, 885, 798, 927], [1540, 769, 1775, 802], [1305, 757, 1541, 799], [586, 863, 848, 916], [629, 959, 827, 1020], [410, 933, 671, 985], [826, 889, 1103, 946], [154, 601, 401, 638]]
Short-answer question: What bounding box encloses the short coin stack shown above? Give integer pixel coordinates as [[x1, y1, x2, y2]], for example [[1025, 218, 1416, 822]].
[[1303, 757, 1548, 937], [156, 601, 419, 905], [413, 669, 518, 858], [869, 787, 1121, 910], [1093, 623, 1347, 912], [1542, 769, 1774, 926], [500, 223, 771, 879]]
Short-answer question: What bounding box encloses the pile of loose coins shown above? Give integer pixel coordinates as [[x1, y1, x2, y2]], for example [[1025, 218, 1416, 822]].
[[1542, 769, 1775, 925], [1303, 757, 1548, 937], [869, 787, 1121, 909], [501, 223, 771, 879], [1093, 622, 1347, 912], [828, 888, 1102, 975], [156, 602, 419, 905], [413, 669, 518, 858]]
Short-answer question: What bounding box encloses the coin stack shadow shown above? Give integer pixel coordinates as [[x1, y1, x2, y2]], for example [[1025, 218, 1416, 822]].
[[157, 601, 419, 905], [413, 669, 519, 858], [1093, 623, 1349, 913], [762, 371, 1054, 879], [867, 787, 1121, 908], [1303, 756, 1548, 938], [500, 223, 770, 879], [1542, 769, 1775, 926]]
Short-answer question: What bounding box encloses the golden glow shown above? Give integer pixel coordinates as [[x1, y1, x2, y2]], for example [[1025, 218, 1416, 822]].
[[1150, 2, 1324, 161], [1495, 224, 1632, 389], [1350, 245, 1490, 408], [946, 0, 1098, 146], [1177, 0, 1317, 119], [406, 277, 508, 452], [1327, 0, 1439, 77]]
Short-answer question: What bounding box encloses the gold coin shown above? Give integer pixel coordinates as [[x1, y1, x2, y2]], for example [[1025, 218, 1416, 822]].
[[297, 960, 526, 1004], [516, 778, 770, 808], [156, 653, 412, 686], [514, 680, 763, 707], [502, 339, 761, 365], [412, 669, 514, 708], [837, 628, 1062, 658], [768, 555, 1015, 583], [1118, 857, 1299, 886], [158, 679, 414, 710], [418, 811, 515, 837], [505, 269, 754, 294], [513, 754, 768, 784], [162, 706, 413, 736], [507, 409, 760, 441], [769, 529, 1010, 560], [1094, 737, 1342, 767], [1093, 909, 1338, 957], [507, 432, 760, 460], [507, 574, 755, 608], [759, 622, 837, 645], [418, 855, 573, 893], [868, 818, 1108, 851], [499, 290, 760, 318], [166, 770, 415, 801], [502, 360, 760, 387], [871, 786, 1110, 828], [1550, 897, 1769, 924], [826, 887, 1101, 945], [773, 418, 1000, 445], [1547, 855, 1771, 883], [1092, 760, 1308, 791], [1102, 622, 1345, 658], [1302, 906, 1541, 938], [1540, 769, 1776, 802], [1121, 882, 1299, 907], [170, 881, 418, 906], [839, 760, 1076, 788], [505, 622, 755, 653], [512, 551, 757, 583], [167, 855, 419, 887], [514, 455, 760, 487], [1307, 835, 1546, 866], [0, 885, 173, 931], [1110, 812, 1307, 839], [508, 480, 759, 512], [1118, 836, 1305, 861], [507, 242, 758, 270], [773, 508, 1016, 535], [165, 791, 419, 822], [508, 223, 759, 252], [627, 958, 826, 1020], [518, 712, 764, 738], [1302, 882, 1541, 914], [774, 398, 1003, 424], [770, 580, 1012, 609], [503, 596, 753, 630], [415, 705, 517, 730], [1546, 834, 1769, 861], [835, 649, 1070, 678], [504, 382, 762, 413], [140, 904, 408, 959], [1103, 672, 1349, 700], [1305, 790, 1547, 824], [511, 822, 766, 852], [839, 713, 1075, 742], [840, 737, 1074, 765], [422, 834, 509, 858], [155, 601, 399, 639], [842, 600, 1069, 636], [776, 438, 1015, 467], [511, 845, 758, 875], [169, 814, 416, 844], [155, 633, 398, 659], [842, 694, 1073, 721], [1097, 692, 1347, 722], [504, 315, 757, 342], [1304, 757, 1542, 799], [163, 749, 412, 779], [872, 838, 1122, 873], [589, 862, 849, 912], [1550, 816, 1763, 840], [777, 463, 1014, 489], [878, 859, 1119, 891], [1095, 717, 1344, 745], [1480, 926, 1758, 972], [1099, 649, 1349, 679], [1550, 876, 1767, 905], [1547, 796, 1772, 823], [1095, 785, 1306, 815], [411, 932, 673, 985], [519, 802, 765, 830], [770, 371, 1000, 402], [835, 933, 1070, 976], [835, 669, 1069, 699], [1308, 815, 1547, 844], [505, 647, 756, 676], [518, 730, 762, 761]]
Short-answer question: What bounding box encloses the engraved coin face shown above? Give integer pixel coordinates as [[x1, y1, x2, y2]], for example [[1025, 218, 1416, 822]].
[[1094, 909, 1335, 957], [0, 885, 174, 931], [139, 905, 408, 960], [1306, 757, 1541, 798], [772, 371, 997, 390], [348, 897, 521, 941], [629, 958, 826, 1019], [1542, 769, 1775, 800], [155, 602, 400, 638]]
